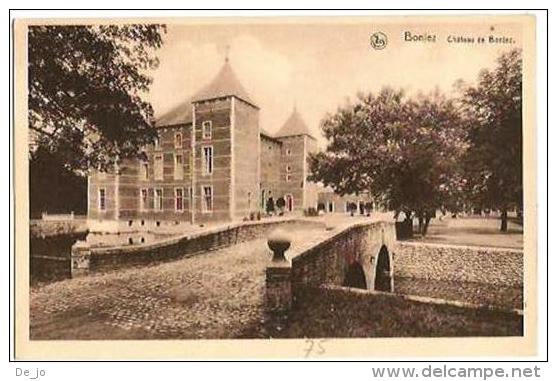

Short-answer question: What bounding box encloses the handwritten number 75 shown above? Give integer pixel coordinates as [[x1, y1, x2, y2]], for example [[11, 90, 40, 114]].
[[304, 339, 327, 357]]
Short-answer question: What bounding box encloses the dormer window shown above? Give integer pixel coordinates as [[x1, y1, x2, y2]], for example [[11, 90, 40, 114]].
[[202, 121, 212, 140]]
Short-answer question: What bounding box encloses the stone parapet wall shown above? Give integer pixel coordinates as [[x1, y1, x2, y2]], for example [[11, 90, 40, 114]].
[[72, 218, 320, 276], [290, 221, 397, 292], [396, 242, 523, 287]]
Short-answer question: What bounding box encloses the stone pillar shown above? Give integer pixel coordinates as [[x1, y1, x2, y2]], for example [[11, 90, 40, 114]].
[[71, 240, 91, 278], [266, 229, 292, 334]]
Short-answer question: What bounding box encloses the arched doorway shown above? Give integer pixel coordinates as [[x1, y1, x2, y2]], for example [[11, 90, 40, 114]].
[[342, 262, 367, 289], [374, 245, 392, 292], [285, 194, 294, 212]]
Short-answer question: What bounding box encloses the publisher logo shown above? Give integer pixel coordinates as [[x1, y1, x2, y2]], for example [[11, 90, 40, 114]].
[[370, 32, 388, 50]]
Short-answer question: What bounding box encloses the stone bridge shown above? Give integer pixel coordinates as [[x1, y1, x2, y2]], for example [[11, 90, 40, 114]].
[[266, 220, 398, 315], [32, 216, 522, 341]]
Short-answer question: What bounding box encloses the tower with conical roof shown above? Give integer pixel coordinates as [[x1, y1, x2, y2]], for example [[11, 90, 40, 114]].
[[191, 58, 260, 222], [88, 54, 326, 228], [274, 107, 319, 212]]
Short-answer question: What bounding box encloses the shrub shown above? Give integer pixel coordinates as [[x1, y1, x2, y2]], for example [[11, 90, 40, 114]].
[[266, 197, 275, 215], [364, 202, 373, 216], [347, 202, 358, 216], [304, 207, 319, 217]]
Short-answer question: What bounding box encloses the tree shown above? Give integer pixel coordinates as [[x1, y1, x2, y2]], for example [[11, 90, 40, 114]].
[[28, 24, 166, 172], [29, 146, 87, 218], [308, 88, 466, 236], [461, 49, 522, 231]]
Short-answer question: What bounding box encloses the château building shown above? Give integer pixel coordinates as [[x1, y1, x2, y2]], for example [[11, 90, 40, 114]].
[[87, 59, 321, 227]]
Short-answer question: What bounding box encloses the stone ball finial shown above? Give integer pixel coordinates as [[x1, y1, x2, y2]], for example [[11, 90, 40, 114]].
[[267, 228, 291, 262]]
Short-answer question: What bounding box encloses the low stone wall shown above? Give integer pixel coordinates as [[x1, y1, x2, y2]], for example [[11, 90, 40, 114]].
[[71, 218, 321, 276], [30, 219, 88, 238], [396, 242, 523, 287], [30, 231, 89, 284], [30, 256, 71, 284]]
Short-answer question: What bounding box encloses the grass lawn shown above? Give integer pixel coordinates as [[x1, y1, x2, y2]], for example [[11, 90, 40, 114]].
[[409, 217, 523, 249], [278, 287, 523, 338]]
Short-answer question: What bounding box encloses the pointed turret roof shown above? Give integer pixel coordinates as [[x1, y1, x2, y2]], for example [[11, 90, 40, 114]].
[[275, 107, 314, 139], [191, 60, 257, 108]]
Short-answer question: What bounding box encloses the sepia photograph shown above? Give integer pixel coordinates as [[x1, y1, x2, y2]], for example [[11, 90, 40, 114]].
[[12, 13, 538, 359]]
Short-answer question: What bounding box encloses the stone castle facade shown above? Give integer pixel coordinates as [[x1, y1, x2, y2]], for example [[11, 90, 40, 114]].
[[87, 60, 320, 226]]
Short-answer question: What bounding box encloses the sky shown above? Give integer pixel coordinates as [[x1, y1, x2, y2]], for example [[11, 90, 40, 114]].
[[145, 17, 524, 145]]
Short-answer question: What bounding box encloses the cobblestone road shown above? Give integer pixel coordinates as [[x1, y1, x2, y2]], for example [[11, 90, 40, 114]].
[[30, 224, 328, 340]]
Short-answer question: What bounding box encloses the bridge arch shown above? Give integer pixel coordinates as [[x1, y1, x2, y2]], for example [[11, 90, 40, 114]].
[[373, 245, 393, 292]]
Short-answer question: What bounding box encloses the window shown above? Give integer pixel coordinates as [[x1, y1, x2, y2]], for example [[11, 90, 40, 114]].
[[154, 155, 163, 180], [175, 132, 183, 148], [98, 188, 106, 211], [175, 188, 184, 212], [203, 146, 213, 175], [248, 191, 252, 210], [286, 174, 292, 182], [154, 188, 163, 211], [202, 121, 212, 139], [154, 136, 161, 150], [174, 154, 183, 180], [202, 186, 213, 212], [286, 148, 292, 156], [140, 162, 149, 180], [140, 188, 148, 211], [286, 165, 292, 173]]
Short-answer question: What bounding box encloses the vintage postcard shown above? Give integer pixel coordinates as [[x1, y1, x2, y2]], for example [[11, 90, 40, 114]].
[[13, 14, 537, 359]]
